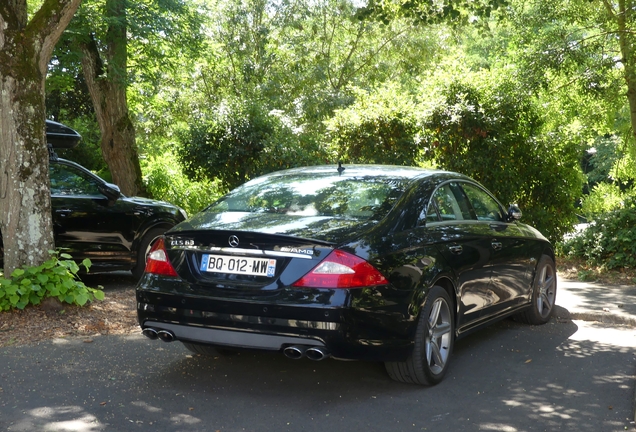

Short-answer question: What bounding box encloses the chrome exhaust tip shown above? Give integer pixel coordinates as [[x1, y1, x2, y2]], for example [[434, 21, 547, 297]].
[[305, 347, 330, 361], [283, 345, 306, 360], [142, 328, 159, 340], [157, 330, 176, 342]]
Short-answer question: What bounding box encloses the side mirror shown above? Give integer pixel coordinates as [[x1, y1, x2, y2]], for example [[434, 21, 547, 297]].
[[99, 183, 121, 201], [507, 205, 522, 221]]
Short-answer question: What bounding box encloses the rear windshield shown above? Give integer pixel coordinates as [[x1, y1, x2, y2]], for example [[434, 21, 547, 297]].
[[207, 173, 410, 221]]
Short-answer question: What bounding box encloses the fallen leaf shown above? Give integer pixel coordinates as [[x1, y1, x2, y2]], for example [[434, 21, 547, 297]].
[[525, 359, 532, 363]]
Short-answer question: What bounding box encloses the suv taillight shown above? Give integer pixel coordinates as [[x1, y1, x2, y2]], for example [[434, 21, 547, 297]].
[[292, 249, 388, 289], [144, 237, 178, 277]]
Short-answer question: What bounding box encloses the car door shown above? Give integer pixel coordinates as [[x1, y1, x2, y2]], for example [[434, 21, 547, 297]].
[[422, 182, 495, 328], [459, 182, 534, 317], [50, 161, 133, 265]]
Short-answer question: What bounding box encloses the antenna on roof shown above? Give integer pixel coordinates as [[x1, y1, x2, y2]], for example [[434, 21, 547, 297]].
[[337, 161, 345, 176]]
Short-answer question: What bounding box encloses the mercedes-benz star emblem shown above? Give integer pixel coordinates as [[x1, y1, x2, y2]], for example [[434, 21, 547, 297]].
[[228, 235, 240, 248]]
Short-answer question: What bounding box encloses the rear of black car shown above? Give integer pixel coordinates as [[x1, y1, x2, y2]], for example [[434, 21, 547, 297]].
[[136, 166, 431, 361]]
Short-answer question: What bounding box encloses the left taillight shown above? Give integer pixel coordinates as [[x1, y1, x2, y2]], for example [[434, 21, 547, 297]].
[[144, 237, 178, 277], [292, 249, 388, 289]]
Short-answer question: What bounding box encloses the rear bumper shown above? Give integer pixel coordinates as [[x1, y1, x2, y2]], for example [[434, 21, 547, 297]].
[[142, 320, 326, 350], [136, 276, 416, 362]]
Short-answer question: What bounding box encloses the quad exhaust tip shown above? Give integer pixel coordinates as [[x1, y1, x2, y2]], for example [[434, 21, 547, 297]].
[[283, 345, 330, 361], [142, 327, 175, 342], [142, 328, 158, 340]]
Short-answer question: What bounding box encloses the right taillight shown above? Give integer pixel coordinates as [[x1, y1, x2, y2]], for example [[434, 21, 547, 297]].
[[144, 237, 178, 277], [291, 249, 388, 289]]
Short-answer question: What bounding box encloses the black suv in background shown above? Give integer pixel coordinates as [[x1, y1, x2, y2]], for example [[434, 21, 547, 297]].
[[0, 120, 187, 279]]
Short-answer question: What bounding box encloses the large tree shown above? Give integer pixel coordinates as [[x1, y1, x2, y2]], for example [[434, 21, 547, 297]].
[[0, 0, 81, 275], [48, 0, 203, 196], [78, 0, 144, 196]]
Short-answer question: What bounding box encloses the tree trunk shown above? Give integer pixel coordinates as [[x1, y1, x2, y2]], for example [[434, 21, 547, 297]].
[[79, 0, 146, 197], [613, 0, 636, 145], [0, 0, 82, 276]]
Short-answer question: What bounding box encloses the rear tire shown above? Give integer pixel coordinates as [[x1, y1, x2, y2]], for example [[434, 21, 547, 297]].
[[385, 286, 454, 385], [132, 227, 167, 280], [516, 254, 557, 325]]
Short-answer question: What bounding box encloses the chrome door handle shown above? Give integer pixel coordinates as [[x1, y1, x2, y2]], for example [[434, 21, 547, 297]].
[[491, 241, 503, 251], [55, 209, 73, 217]]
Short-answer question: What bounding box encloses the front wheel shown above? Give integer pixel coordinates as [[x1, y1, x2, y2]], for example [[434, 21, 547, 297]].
[[385, 286, 454, 385], [516, 254, 557, 325]]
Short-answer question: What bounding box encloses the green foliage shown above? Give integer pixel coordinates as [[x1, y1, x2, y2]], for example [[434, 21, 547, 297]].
[[359, 0, 507, 26], [421, 77, 582, 242], [580, 183, 627, 218], [582, 135, 622, 192], [561, 198, 636, 269], [0, 252, 104, 311], [143, 152, 217, 215], [177, 100, 327, 191], [326, 85, 421, 165]]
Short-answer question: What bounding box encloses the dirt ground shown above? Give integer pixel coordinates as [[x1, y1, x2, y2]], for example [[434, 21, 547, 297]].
[[0, 272, 138, 348]]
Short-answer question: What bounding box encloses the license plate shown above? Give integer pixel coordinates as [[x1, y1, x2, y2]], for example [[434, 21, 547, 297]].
[[200, 254, 277, 277]]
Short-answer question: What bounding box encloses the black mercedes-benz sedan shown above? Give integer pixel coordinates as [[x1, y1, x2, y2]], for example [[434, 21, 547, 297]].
[[137, 165, 556, 385]]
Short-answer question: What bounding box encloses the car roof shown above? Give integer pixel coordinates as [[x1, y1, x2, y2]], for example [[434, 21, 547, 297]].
[[252, 164, 466, 181]]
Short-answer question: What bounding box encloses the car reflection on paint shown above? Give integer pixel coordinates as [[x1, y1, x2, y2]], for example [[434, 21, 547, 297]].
[[136, 164, 556, 385]]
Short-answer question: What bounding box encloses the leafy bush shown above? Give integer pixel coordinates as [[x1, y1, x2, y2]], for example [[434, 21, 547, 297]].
[[580, 182, 626, 218], [143, 152, 217, 215], [0, 252, 104, 311], [326, 85, 421, 165], [421, 79, 582, 242], [561, 198, 636, 269], [177, 100, 327, 192]]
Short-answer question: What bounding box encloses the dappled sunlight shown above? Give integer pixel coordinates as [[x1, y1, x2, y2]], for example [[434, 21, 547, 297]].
[[11, 406, 102, 432], [567, 320, 636, 348], [450, 318, 636, 431], [479, 424, 518, 431], [130, 401, 162, 413], [170, 414, 202, 425], [1, 319, 634, 431]]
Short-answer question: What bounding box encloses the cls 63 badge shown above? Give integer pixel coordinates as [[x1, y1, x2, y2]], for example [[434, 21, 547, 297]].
[[171, 239, 194, 247]]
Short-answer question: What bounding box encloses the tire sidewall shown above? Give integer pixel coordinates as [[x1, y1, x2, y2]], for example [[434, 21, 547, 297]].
[[529, 255, 557, 324], [412, 285, 455, 385]]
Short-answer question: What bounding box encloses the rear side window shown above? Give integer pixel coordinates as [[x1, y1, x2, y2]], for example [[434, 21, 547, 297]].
[[424, 182, 473, 223], [50, 164, 101, 196], [461, 183, 504, 222]]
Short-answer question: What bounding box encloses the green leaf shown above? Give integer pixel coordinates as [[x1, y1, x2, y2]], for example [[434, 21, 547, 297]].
[[93, 290, 105, 301], [75, 293, 89, 306], [37, 274, 49, 284], [11, 268, 25, 277]]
